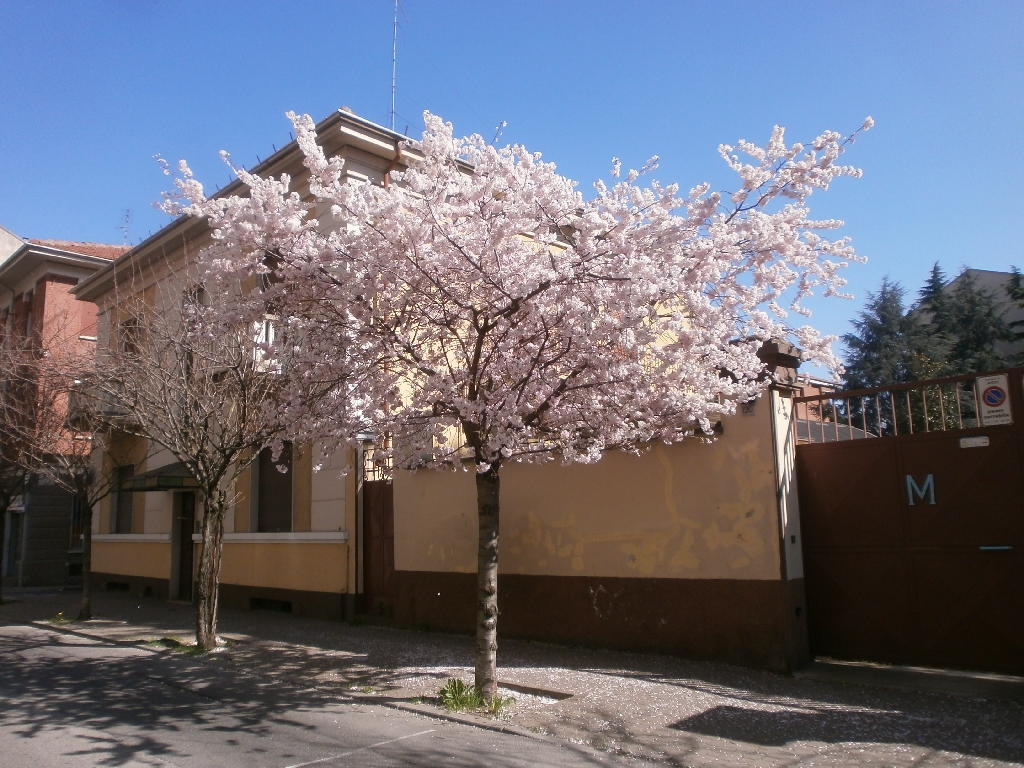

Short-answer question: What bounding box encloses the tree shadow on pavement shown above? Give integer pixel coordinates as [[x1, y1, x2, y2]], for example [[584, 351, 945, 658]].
[[0, 625, 612, 768], [6, 593, 1024, 766], [0, 627, 329, 765], [670, 702, 1024, 763], [555, 660, 1024, 765]]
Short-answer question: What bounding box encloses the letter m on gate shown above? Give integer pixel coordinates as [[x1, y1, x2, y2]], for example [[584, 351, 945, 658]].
[[906, 474, 936, 506]]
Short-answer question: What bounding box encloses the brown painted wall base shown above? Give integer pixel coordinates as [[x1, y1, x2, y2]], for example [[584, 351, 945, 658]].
[[90, 572, 346, 622], [393, 571, 807, 672], [218, 583, 346, 622], [90, 572, 169, 601]]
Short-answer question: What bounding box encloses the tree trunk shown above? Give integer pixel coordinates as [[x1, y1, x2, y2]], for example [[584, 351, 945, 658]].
[[474, 463, 501, 698], [195, 490, 225, 650], [78, 500, 93, 620]]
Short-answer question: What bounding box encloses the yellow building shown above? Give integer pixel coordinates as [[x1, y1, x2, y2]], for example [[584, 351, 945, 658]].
[[72, 110, 809, 671], [72, 108, 408, 620]]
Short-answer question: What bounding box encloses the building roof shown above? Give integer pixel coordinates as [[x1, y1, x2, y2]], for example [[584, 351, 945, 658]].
[[0, 238, 123, 293], [28, 239, 128, 260], [73, 108, 418, 305]]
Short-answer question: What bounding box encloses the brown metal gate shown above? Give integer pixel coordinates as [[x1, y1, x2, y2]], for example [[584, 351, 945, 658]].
[[362, 480, 394, 617], [795, 367, 1024, 675]]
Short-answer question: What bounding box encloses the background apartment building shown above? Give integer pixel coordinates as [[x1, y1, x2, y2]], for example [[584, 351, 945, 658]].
[[0, 226, 127, 588]]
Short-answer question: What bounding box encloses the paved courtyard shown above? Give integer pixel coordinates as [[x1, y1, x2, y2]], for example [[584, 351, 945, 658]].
[[1, 589, 1022, 767]]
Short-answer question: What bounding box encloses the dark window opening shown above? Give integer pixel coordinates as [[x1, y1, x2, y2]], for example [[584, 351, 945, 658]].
[[118, 317, 141, 356], [5, 513, 24, 578], [257, 444, 292, 533]]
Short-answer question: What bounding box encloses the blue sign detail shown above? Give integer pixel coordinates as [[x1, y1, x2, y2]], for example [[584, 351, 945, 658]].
[[982, 386, 1006, 408]]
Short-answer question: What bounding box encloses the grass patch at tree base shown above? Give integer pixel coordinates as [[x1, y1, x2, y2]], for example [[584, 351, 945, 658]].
[[438, 678, 515, 717]]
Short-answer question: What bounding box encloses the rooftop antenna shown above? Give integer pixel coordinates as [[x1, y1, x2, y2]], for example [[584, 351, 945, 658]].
[[117, 210, 132, 245], [390, 0, 399, 131]]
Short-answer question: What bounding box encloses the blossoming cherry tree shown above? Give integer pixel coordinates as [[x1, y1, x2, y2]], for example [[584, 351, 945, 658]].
[[166, 111, 871, 695]]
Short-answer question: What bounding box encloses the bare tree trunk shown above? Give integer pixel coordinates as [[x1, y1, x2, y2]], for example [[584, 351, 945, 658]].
[[78, 500, 93, 620], [474, 463, 500, 698], [195, 490, 225, 650]]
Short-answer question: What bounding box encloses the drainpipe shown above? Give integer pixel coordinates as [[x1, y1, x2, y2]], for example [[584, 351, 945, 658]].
[[355, 441, 368, 609]]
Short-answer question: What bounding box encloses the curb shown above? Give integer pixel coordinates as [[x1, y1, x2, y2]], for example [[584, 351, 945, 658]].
[[795, 659, 1024, 704], [20, 619, 597, 757]]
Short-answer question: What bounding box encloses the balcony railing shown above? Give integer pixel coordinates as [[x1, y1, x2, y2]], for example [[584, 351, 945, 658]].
[[66, 382, 134, 431]]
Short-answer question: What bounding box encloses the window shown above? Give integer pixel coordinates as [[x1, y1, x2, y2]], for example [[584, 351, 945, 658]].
[[256, 444, 292, 532], [253, 317, 281, 373], [22, 292, 33, 337], [113, 466, 134, 534], [118, 317, 141, 356]]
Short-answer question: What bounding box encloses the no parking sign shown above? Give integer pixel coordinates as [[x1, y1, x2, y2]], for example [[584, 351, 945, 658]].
[[976, 374, 1012, 426]]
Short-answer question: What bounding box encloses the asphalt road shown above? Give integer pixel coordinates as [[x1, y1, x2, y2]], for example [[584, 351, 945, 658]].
[[0, 623, 633, 768]]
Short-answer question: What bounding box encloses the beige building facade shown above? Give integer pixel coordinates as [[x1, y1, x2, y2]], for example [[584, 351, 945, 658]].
[[73, 109, 411, 619]]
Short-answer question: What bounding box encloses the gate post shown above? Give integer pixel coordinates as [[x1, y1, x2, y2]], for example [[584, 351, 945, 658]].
[[763, 340, 811, 671]]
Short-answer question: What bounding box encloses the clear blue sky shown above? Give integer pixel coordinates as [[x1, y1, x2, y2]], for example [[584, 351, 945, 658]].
[[2, 0, 1022, 364]]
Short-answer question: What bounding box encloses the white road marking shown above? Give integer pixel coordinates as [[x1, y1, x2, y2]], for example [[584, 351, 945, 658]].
[[284, 729, 436, 768]]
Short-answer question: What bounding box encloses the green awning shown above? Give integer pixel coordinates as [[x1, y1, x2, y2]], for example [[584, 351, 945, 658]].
[[122, 462, 199, 492]]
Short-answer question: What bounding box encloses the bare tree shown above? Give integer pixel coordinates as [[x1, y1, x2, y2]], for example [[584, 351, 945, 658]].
[[0, 322, 34, 601], [0, 318, 140, 618], [89, 273, 320, 649]]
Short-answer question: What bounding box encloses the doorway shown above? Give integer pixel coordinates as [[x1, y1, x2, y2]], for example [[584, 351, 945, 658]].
[[362, 480, 394, 617], [177, 492, 196, 602]]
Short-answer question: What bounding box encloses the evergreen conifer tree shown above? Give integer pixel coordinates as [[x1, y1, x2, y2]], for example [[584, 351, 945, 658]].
[[842, 278, 918, 388], [918, 263, 949, 317], [844, 265, 1015, 386], [942, 270, 1012, 374], [1006, 267, 1024, 360]]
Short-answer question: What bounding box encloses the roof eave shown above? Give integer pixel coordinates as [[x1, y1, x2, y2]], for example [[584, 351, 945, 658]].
[[0, 243, 114, 287], [73, 108, 416, 305]]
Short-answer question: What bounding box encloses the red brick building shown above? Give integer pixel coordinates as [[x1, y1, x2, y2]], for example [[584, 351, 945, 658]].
[[0, 227, 127, 588]]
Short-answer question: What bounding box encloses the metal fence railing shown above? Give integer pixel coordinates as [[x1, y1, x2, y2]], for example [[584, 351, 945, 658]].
[[794, 368, 1022, 444], [362, 435, 393, 482]]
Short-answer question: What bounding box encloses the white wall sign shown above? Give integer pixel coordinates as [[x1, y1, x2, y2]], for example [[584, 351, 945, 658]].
[[976, 374, 1012, 426], [959, 436, 990, 448]]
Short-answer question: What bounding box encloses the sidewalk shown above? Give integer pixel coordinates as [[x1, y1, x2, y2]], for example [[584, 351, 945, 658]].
[[2, 589, 1022, 767]]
